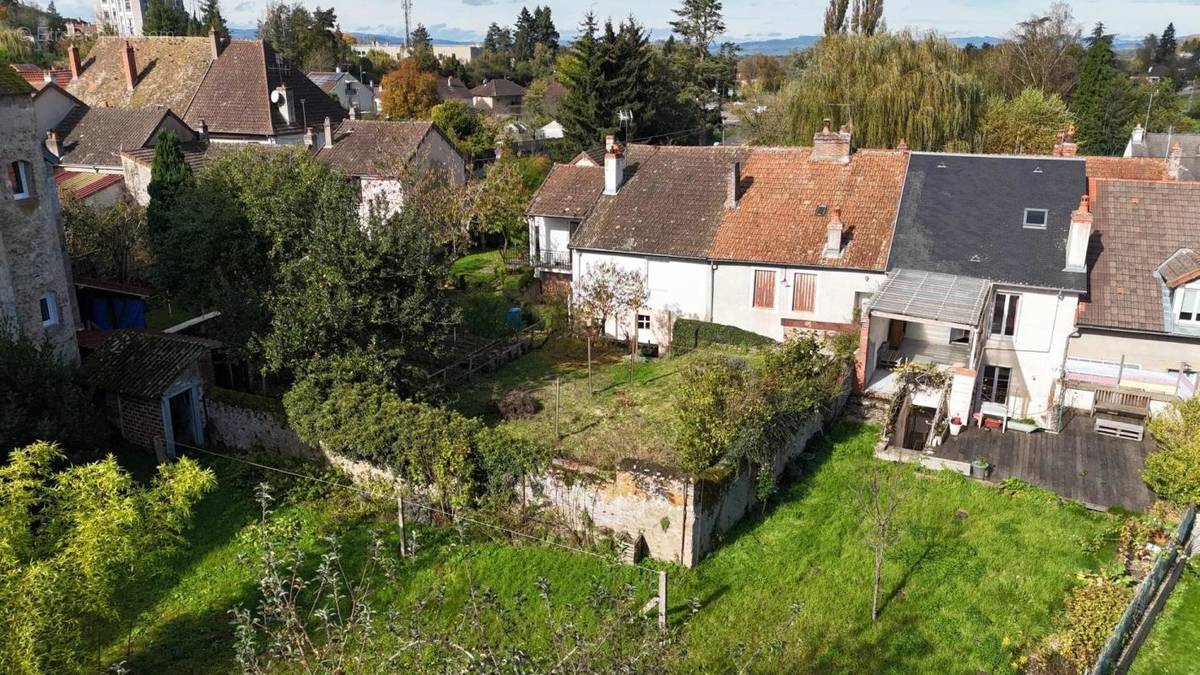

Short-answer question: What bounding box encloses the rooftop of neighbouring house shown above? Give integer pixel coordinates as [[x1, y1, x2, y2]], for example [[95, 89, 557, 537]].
[[1079, 179, 1200, 335], [66, 36, 346, 138], [526, 164, 604, 219], [52, 105, 183, 168], [1127, 131, 1200, 181], [314, 119, 457, 178], [84, 330, 217, 399], [888, 152, 1090, 292], [8, 63, 72, 89], [436, 75, 472, 100], [470, 78, 525, 98], [0, 66, 34, 96], [55, 170, 124, 199]]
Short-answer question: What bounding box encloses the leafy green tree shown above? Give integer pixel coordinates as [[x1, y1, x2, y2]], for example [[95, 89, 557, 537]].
[[142, 0, 189, 35], [408, 23, 438, 72], [675, 355, 747, 476], [1072, 24, 1136, 155], [431, 99, 495, 157], [557, 12, 605, 148], [256, 3, 348, 72], [670, 0, 725, 57], [513, 6, 537, 62], [0, 442, 214, 672], [753, 32, 985, 150], [380, 57, 439, 119], [146, 131, 191, 248], [483, 22, 513, 54], [980, 87, 1073, 154], [200, 0, 228, 40], [0, 332, 99, 456], [532, 6, 559, 53], [62, 197, 149, 284], [1132, 79, 1199, 134], [1142, 396, 1200, 503], [471, 158, 530, 254]]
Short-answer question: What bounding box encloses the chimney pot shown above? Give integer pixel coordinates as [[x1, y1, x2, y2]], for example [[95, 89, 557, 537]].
[[1167, 140, 1183, 180], [67, 45, 81, 80], [824, 207, 844, 258], [1064, 194, 1092, 272], [122, 41, 137, 90], [726, 161, 741, 209], [812, 120, 851, 164], [209, 28, 223, 60], [324, 116, 334, 148], [896, 139, 908, 151], [45, 130, 62, 157]]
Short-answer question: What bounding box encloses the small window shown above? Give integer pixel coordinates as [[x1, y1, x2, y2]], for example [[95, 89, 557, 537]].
[[792, 273, 816, 312], [949, 328, 970, 344], [815, 205, 828, 216], [1022, 208, 1048, 229], [753, 270, 776, 308], [637, 314, 650, 330], [1178, 287, 1200, 323], [40, 292, 59, 327], [981, 365, 1011, 404], [6, 161, 31, 200], [991, 292, 1020, 337]]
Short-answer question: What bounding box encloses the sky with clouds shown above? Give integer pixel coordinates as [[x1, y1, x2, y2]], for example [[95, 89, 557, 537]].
[[51, 0, 1200, 42]]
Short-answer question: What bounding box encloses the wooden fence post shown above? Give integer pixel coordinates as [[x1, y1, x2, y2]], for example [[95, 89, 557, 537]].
[[658, 570, 668, 631], [397, 490, 408, 558], [555, 377, 561, 441]]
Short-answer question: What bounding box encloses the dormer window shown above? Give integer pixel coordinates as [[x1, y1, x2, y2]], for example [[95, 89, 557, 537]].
[[1022, 208, 1048, 229], [1177, 285, 1200, 324]]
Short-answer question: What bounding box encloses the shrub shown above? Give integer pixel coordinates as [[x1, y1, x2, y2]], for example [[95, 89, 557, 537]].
[[1142, 397, 1200, 504], [672, 318, 775, 351], [208, 386, 286, 419], [0, 328, 101, 456], [497, 389, 540, 420], [1056, 574, 1133, 670]]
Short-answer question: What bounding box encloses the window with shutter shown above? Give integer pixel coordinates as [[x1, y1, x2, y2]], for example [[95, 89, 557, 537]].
[[792, 273, 816, 312], [753, 270, 775, 308]]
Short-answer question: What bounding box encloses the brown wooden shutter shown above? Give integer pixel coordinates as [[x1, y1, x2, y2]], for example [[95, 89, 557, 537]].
[[753, 270, 775, 307], [792, 273, 816, 312]]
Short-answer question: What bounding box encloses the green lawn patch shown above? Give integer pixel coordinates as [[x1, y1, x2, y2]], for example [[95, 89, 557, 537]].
[[146, 300, 196, 331], [450, 249, 505, 286], [451, 336, 762, 469], [1131, 564, 1200, 675]]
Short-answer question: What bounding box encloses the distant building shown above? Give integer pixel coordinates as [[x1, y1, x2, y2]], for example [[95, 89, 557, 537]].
[[471, 78, 525, 115], [0, 69, 79, 363], [308, 68, 378, 116], [352, 41, 482, 64], [1125, 124, 1198, 181], [436, 75, 472, 102], [93, 0, 185, 37]]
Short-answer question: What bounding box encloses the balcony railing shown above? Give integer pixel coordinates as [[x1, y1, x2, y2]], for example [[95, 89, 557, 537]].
[[531, 249, 571, 271]]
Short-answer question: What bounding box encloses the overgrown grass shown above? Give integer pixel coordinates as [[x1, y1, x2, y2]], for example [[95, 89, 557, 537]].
[[109, 424, 1115, 673], [449, 250, 505, 286], [1130, 564, 1200, 675], [451, 337, 761, 469]]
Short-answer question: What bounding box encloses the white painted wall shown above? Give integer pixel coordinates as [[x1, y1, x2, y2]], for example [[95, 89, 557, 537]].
[[710, 263, 885, 341], [573, 250, 710, 345], [1068, 330, 1200, 373], [528, 215, 573, 269], [980, 286, 1080, 418]]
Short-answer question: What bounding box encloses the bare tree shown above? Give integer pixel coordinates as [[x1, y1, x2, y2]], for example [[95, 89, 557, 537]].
[[850, 0, 884, 36], [856, 463, 907, 623], [823, 0, 849, 35], [573, 262, 624, 393], [617, 271, 649, 385], [985, 3, 1081, 98]]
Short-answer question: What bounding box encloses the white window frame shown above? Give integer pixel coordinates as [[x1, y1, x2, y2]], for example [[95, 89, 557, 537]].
[[1022, 208, 1048, 230], [7, 160, 31, 200], [990, 292, 1021, 338], [636, 313, 650, 330], [1176, 284, 1200, 324], [40, 291, 60, 327]]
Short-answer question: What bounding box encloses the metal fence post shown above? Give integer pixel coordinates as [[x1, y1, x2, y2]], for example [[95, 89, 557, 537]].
[[397, 491, 408, 558], [658, 570, 668, 632]]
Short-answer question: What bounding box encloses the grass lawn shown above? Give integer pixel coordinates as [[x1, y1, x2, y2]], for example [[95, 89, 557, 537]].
[[111, 423, 1116, 673], [451, 337, 761, 469], [449, 249, 505, 286], [146, 300, 197, 331], [1130, 564, 1200, 675]]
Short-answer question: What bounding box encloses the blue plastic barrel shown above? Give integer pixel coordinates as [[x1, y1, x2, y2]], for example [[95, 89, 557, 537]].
[[506, 307, 524, 330]]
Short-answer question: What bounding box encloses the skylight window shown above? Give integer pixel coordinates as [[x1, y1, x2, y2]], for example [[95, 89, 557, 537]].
[[1023, 208, 1048, 229], [815, 205, 828, 216]]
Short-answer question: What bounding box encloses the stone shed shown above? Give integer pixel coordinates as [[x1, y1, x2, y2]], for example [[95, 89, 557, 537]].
[[85, 331, 217, 452]]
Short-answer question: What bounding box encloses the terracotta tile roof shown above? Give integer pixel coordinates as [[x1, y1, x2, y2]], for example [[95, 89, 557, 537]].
[[315, 119, 445, 177], [571, 145, 745, 259], [121, 141, 293, 171], [436, 75, 471, 100], [1158, 249, 1200, 288], [1085, 156, 1168, 181], [0, 66, 34, 96], [84, 330, 213, 398], [709, 148, 909, 270], [527, 164, 603, 218], [67, 37, 213, 111], [55, 171, 125, 199], [53, 105, 177, 168], [1080, 179, 1200, 333], [8, 63, 70, 89], [470, 78, 524, 97]]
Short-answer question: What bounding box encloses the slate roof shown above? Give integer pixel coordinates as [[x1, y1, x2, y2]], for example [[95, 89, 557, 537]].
[[84, 331, 212, 398], [570, 145, 745, 259], [470, 78, 524, 98], [315, 120, 444, 177], [1128, 132, 1200, 181], [709, 147, 909, 270], [53, 105, 175, 168], [436, 76, 472, 100], [1080, 179, 1200, 333], [0, 66, 34, 96], [888, 153, 1089, 292], [527, 164, 603, 218], [308, 70, 347, 93], [67, 37, 213, 111]]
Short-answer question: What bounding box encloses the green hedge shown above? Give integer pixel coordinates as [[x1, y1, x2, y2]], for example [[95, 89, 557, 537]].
[[672, 319, 775, 351]]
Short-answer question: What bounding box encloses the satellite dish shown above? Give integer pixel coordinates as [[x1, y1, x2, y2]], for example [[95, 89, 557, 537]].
[[270, 89, 285, 104]]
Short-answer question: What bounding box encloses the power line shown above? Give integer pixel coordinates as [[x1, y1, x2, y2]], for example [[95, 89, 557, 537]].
[[167, 439, 662, 575]]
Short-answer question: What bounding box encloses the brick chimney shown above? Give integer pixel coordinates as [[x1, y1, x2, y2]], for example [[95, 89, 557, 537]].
[[1064, 195, 1092, 273], [1167, 140, 1183, 180], [68, 44, 81, 81], [896, 138, 908, 151], [209, 28, 224, 60], [725, 160, 740, 209], [1052, 125, 1078, 157], [122, 41, 137, 90], [304, 126, 315, 147], [604, 134, 625, 195], [823, 207, 845, 258], [324, 116, 334, 147], [45, 130, 62, 157], [811, 119, 851, 164], [1131, 123, 1146, 145], [197, 120, 209, 142]]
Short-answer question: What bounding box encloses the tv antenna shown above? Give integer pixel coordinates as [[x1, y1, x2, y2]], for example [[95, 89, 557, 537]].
[[618, 109, 634, 139]]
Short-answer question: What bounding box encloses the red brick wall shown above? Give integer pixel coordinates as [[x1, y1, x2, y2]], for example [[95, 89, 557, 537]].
[[540, 271, 572, 296], [119, 395, 164, 449]]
